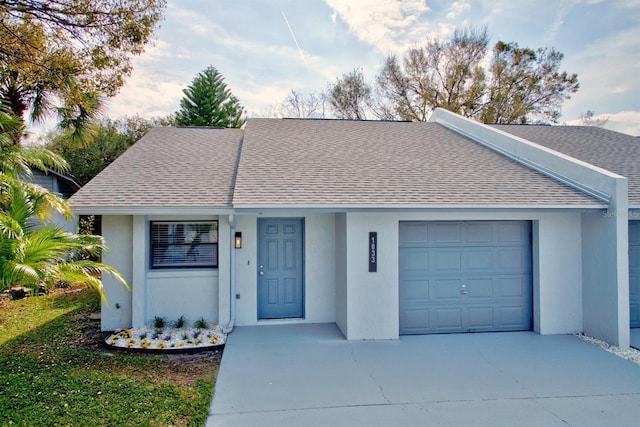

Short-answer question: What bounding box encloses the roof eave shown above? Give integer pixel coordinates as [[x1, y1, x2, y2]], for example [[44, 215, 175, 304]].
[[232, 203, 608, 213], [70, 206, 235, 216]]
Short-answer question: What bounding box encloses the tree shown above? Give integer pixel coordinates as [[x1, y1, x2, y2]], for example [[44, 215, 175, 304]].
[[269, 90, 327, 118], [479, 42, 579, 124], [47, 114, 174, 185], [0, 106, 126, 297], [377, 27, 488, 122], [175, 66, 246, 128], [578, 110, 609, 127], [0, 0, 166, 137], [327, 68, 373, 120], [373, 26, 578, 124]]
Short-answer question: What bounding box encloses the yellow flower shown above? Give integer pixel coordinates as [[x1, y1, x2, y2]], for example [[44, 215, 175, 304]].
[[209, 336, 218, 344], [119, 329, 132, 339], [127, 339, 136, 347], [156, 341, 165, 349]]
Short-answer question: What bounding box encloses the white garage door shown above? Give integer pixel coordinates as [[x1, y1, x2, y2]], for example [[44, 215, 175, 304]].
[[399, 221, 533, 335]]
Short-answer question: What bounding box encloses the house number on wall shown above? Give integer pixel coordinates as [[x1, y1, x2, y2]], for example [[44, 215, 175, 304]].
[[369, 232, 377, 272]]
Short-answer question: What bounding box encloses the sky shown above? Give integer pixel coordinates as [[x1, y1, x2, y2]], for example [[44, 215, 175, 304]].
[[101, 0, 640, 135]]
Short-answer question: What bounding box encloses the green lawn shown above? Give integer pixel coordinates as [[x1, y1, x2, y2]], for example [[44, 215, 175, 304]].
[[0, 289, 219, 426]]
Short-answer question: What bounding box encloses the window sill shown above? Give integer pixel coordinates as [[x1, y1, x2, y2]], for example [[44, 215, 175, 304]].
[[146, 269, 218, 279]]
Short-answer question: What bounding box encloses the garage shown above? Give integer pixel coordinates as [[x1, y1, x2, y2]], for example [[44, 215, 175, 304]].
[[399, 221, 533, 335], [630, 221, 640, 328]]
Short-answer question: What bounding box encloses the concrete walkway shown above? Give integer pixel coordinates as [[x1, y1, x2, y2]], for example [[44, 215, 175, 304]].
[[208, 324, 640, 426]]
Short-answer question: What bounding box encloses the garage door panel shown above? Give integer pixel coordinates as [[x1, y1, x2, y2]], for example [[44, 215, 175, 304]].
[[497, 222, 527, 243], [467, 278, 493, 298], [433, 223, 462, 244], [468, 307, 494, 328], [433, 279, 463, 300], [432, 249, 462, 272], [499, 306, 529, 328], [498, 277, 528, 297], [435, 308, 463, 329], [399, 223, 429, 244], [401, 309, 430, 333], [399, 221, 532, 335], [467, 249, 494, 270], [400, 279, 429, 302], [399, 248, 429, 276], [496, 248, 531, 272], [467, 222, 493, 243]]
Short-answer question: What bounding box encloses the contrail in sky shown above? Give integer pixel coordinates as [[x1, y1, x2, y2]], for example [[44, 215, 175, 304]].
[[282, 10, 310, 72]]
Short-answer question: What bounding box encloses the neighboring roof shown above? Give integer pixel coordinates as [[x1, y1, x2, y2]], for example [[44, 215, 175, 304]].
[[29, 167, 81, 199], [495, 125, 640, 206], [232, 118, 601, 208], [70, 127, 242, 211]]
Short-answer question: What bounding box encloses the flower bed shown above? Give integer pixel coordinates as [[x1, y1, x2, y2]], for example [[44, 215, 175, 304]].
[[105, 325, 226, 353]]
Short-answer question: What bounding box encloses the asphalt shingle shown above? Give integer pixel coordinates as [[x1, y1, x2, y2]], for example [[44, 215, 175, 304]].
[[232, 118, 601, 207], [495, 125, 640, 206], [70, 127, 242, 210]]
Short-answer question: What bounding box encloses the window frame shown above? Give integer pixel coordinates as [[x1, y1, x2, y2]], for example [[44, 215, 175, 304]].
[[150, 220, 219, 269]]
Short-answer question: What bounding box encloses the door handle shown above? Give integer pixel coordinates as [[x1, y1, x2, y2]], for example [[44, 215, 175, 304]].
[[259, 271, 264, 276], [461, 284, 468, 295]]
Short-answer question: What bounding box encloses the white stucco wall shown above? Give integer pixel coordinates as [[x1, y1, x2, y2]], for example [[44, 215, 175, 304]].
[[232, 213, 336, 326], [582, 206, 630, 347], [101, 215, 133, 331], [535, 213, 583, 334], [146, 270, 218, 325], [335, 213, 348, 336]]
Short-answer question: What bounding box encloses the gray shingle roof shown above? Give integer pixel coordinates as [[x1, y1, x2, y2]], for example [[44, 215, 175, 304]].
[[232, 118, 601, 208], [70, 127, 242, 210], [495, 125, 640, 206]]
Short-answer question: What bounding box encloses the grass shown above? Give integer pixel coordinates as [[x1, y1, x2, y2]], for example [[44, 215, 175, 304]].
[[0, 289, 220, 426]]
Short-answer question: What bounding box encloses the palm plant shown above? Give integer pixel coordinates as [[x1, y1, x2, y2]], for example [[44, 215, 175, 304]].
[[0, 104, 127, 299]]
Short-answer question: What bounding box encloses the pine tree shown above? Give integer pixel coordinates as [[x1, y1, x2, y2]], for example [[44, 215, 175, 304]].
[[175, 66, 246, 128]]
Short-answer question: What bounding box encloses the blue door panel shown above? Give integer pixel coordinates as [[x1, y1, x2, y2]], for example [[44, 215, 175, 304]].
[[258, 218, 304, 319]]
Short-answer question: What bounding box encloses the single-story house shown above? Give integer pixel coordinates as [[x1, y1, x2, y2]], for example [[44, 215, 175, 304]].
[[69, 108, 639, 348]]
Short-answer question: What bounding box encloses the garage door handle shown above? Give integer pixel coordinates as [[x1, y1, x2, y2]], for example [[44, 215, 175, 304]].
[[461, 284, 468, 295]]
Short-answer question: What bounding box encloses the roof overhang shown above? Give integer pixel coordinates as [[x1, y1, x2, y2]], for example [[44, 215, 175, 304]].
[[70, 206, 235, 216], [232, 203, 608, 214]]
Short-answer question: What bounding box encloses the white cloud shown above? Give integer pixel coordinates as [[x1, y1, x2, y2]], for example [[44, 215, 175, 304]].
[[603, 111, 640, 136], [545, 0, 579, 42], [565, 111, 640, 136], [446, 1, 471, 20], [324, 0, 437, 54]]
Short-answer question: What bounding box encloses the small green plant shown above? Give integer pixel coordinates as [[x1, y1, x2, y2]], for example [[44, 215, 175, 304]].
[[194, 317, 209, 329], [173, 315, 186, 328], [153, 316, 166, 329]]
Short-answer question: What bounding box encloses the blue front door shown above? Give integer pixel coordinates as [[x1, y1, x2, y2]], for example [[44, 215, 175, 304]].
[[257, 218, 304, 319]]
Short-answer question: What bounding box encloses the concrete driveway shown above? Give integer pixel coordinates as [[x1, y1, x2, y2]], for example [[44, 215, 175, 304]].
[[208, 324, 640, 426]]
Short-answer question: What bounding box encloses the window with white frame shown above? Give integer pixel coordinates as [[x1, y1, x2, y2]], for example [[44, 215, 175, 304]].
[[150, 221, 218, 268]]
